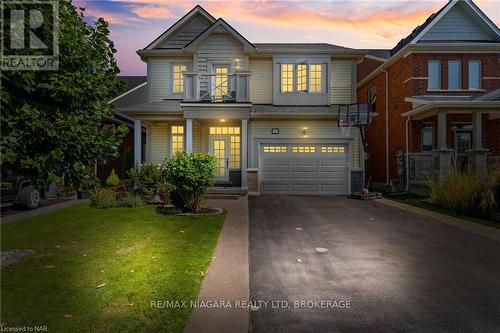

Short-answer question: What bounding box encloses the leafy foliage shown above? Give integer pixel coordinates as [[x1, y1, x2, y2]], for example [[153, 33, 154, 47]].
[[128, 163, 162, 202], [0, 1, 127, 189], [429, 172, 497, 218], [90, 189, 117, 209], [163, 152, 217, 213], [106, 169, 120, 187], [118, 193, 143, 208], [157, 182, 174, 205]]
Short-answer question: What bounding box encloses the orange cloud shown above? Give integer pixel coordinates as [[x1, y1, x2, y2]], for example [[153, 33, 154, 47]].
[[133, 5, 174, 19]]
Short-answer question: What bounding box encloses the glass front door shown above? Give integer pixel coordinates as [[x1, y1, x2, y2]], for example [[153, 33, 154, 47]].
[[455, 131, 472, 155], [213, 65, 229, 102], [210, 137, 229, 182]]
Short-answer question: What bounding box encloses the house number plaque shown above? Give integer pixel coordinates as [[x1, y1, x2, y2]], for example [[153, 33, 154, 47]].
[[271, 128, 279, 135]]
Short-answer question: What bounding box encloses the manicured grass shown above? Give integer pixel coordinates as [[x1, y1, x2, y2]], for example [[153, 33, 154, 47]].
[[384, 193, 500, 229], [1, 204, 225, 332]]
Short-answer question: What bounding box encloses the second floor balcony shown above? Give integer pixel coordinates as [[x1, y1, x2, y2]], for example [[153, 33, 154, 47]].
[[183, 71, 251, 103]]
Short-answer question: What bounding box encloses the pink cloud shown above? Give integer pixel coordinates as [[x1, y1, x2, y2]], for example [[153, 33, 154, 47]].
[[133, 5, 174, 19]]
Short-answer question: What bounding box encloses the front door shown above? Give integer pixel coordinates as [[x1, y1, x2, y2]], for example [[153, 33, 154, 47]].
[[210, 137, 230, 182], [454, 131, 472, 171]]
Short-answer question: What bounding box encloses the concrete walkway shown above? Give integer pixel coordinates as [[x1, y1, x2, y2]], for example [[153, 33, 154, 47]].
[[1, 199, 89, 224], [378, 198, 500, 242], [184, 197, 249, 333]]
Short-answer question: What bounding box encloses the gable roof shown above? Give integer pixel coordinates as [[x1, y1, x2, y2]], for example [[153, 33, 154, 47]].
[[390, 0, 500, 56], [184, 18, 255, 51], [145, 5, 215, 50], [118, 76, 147, 92]]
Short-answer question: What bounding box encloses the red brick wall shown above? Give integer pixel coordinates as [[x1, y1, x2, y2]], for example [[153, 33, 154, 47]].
[[357, 57, 384, 83], [358, 52, 500, 185]]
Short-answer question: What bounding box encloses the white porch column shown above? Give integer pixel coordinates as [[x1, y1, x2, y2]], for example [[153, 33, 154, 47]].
[[186, 119, 193, 153], [241, 119, 248, 189], [437, 112, 447, 149], [469, 112, 488, 179], [134, 119, 142, 166], [435, 112, 452, 179]]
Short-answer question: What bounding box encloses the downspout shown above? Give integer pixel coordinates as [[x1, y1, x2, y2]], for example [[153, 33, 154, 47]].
[[382, 68, 389, 185], [405, 117, 411, 192]]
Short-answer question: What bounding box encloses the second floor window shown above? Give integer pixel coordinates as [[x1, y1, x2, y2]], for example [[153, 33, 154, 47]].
[[297, 64, 307, 92], [171, 126, 184, 155], [468, 60, 481, 89], [428, 60, 441, 90], [309, 64, 322, 93], [281, 64, 294, 93], [448, 61, 461, 89], [172, 65, 187, 94]]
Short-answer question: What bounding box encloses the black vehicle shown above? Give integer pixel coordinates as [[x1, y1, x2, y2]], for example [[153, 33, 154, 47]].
[[1, 176, 45, 210]]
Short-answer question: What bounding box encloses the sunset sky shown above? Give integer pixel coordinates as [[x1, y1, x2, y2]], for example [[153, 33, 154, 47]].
[[74, 0, 500, 75]]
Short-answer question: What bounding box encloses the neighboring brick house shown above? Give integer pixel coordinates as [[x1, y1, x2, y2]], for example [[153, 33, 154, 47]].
[[357, 0, 500, 192], [97, 76, 147, 182]]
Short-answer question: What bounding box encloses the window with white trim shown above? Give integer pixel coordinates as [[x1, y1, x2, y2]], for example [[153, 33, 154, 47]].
[[296, 64, 307, 92], [428, 61, 441, 90], [263, 146, 287, 153], [281, 64, 294, 93], [172, 65, 187, 94], [309, 64, 322, 93], [171, 126, 184, 155], [421, 123, 434, 152], [292, 146, 316, 153], [468, 60, 481, 89]]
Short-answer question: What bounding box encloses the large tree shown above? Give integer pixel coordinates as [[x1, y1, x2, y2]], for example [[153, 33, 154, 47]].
[[1, 1, 128, 189]]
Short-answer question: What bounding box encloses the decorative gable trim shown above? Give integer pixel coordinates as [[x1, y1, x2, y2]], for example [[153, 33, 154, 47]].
[[145, 5, 216, 50], [184, 18, 256, 52], [410, 0, 500, 45]]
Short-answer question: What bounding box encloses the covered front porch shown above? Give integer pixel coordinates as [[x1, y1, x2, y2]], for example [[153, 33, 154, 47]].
[[403, 93, 500, 188], [130, 110, 249, 192]]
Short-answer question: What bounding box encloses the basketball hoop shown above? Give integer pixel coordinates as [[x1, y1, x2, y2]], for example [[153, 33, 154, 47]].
[[339, 119, 354, 137]]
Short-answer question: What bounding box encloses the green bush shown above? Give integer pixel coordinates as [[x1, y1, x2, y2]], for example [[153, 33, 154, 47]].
[[157, 182, 174, 205], [106, 169, 120, 187], [128, 163, 163, 202], [90, 189, 117, 209], [118, 193, 143, 207], [163, 152, 217, 213], [429, 172, 497, 218]]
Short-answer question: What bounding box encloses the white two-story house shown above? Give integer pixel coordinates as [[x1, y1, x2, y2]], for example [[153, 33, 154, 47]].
[[113, 5, 368, 195]]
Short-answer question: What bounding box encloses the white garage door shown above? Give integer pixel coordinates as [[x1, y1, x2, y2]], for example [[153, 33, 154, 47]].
[[260, 144, 349, 195]]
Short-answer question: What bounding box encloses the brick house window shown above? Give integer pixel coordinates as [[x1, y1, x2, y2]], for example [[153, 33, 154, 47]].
[[428, 61, 441, 90], [448, 61, 461, 89], [468, 61, 481, 89], [421, 123, 434, 152]]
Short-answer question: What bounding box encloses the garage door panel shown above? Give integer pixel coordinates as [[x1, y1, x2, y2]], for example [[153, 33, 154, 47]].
[[291, 159, 317, 167], [291, 171, 317, 179], [260, 144, 349, 195], [263, 171, 288, 179]]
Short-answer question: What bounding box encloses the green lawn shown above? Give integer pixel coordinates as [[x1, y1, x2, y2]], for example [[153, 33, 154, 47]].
[[384, 193, 500, 229], [1, 204, 225, 333]]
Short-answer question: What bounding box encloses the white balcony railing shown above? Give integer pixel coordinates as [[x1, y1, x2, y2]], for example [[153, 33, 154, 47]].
[[183, 71, 250, 103]]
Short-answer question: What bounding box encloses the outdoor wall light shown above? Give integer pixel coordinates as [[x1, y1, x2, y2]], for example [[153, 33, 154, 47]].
[[302, 127, 308, 137], [220, 119, 226, 123], [234, 59, 241, 70]]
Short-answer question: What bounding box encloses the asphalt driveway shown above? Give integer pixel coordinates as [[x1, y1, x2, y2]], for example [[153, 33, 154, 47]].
[[249, 196, 500, 333]]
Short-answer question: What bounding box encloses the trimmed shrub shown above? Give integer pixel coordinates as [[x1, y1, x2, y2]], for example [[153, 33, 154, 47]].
[[429, 172, 497, 218], [106, 169, 120, 187], [90, 189, 117, 209], [163, 152, 216, 213], [157, 182, 174, 205], [128, 163, 163, 202], [118, 193, 143, 207]]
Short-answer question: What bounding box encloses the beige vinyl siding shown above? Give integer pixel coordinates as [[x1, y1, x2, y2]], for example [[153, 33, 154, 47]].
[[192, 121, 201, 152], [196, 33, 247, 93], [330, 60, 354, 104], [149, 57, 192, 102], [150, 123, 168, 162], [248, 119, 362, 170], [249, 58, 272, 104], [157, 15, 212, 49]]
